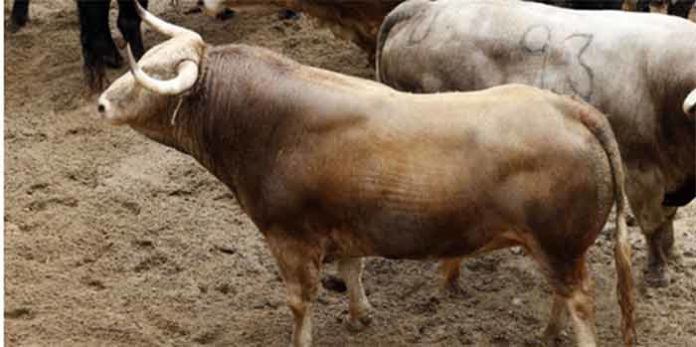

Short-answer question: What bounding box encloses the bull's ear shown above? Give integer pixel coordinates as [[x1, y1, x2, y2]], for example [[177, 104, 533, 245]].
[[127, 44, 199, 95]]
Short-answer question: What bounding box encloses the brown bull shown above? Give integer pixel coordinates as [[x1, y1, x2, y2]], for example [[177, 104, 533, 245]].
[[98, 3, 635, 346], [376, 0, 696, 289], [202, 0, 405, 60]]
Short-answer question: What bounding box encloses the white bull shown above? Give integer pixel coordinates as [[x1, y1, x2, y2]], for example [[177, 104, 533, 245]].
[[377, 0, 696, 287]]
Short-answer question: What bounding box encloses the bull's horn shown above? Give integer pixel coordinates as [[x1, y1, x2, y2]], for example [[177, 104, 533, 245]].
[[134, 0, 202, 41], [684, 89, 696, 119], [126, 44, 199, 95]]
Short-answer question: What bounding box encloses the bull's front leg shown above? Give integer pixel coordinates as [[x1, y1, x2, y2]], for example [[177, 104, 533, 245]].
[[338, 258, 373, 331], [542, 294, 569, 346], [266, 232, 322, 347]]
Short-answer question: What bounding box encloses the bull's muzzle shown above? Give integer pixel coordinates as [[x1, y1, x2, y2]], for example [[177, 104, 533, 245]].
[[96, 95, 118, 124]]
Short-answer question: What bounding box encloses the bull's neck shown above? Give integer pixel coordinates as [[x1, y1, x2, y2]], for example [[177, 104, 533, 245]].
[[193, 56, 370, 169], [175, 63, 317, 216], [131, 47, 384, 213], [129, 98, 215, 173]]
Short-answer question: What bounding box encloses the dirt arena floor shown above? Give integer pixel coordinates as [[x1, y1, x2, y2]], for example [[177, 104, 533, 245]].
[[4, 1, 696, 346]]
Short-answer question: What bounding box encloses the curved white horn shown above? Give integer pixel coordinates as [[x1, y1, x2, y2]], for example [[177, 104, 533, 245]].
[[684, 89, 696, 119], [126, 44, 199, 95], [134, 0, 202, 41]]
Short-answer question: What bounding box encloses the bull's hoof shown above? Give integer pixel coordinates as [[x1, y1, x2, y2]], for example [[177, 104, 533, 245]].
[[9, 21, 23, 34], [644, 266, 670, 287], [344, 313, 373, 333], [441, 280, 468, 298], [539, 337, 559, 347], [540, 335, 563, 347], [541, 328, 566, 347], [8, 16, 28, 33]]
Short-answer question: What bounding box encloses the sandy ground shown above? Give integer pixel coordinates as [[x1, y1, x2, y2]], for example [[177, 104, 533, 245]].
[[4, 1, 696, 346]]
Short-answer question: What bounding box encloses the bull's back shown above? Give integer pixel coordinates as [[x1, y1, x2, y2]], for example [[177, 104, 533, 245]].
[[380, 0, 690, 104]]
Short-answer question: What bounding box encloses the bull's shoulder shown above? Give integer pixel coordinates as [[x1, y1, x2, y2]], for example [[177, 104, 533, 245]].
[[208, 44, 301, 70]]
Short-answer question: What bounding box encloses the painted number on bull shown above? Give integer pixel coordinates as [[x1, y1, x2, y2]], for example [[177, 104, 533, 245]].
[[520, 25, 595, 101]]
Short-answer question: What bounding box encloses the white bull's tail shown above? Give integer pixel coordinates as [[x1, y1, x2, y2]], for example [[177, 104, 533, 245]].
[[684, 88, 696, 120]]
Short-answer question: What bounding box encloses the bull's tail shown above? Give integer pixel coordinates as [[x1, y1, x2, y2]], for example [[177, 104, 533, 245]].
[[375, 0, 423, 83], [571, 98, 636, 346], [683, 88, 696, 120]]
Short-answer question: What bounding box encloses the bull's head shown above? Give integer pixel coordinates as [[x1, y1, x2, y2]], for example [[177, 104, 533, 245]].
[[685, 89, 696, 120], [98, 1, 205, 125]]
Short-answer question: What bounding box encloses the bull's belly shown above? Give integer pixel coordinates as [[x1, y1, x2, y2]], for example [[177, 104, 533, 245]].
[[314, 162, 606, 261], [323, 216, 520, 260], [371, 225, 521, 260]]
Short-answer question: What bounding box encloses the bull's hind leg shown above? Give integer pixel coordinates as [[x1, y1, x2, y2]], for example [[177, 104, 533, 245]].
[[532, 248, 596, 347], [551, 260, 597, 347], [338, 258, 373, 331], [542, 294, 569, 346], [266, 233, 322, 347], [565, 280, 597, 347]]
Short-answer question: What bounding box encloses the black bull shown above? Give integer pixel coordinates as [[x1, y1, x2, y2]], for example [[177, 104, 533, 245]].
[[10, 0, 148, 91], [636, 0, 696, 18], [8, 0, 302, 90]]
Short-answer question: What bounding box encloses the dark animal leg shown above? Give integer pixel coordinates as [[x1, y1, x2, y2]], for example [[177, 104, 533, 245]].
[[667, 0, 695, 18], [10, 0, 30, 33], [117, 0, 148, 61], [266, 233, 321, 347], [77, 0, 121, 91], [635, 0, 651, 12]]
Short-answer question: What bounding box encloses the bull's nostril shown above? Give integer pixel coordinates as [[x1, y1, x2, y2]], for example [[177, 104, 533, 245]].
[[98, 104, 106, 113]]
